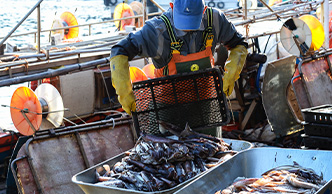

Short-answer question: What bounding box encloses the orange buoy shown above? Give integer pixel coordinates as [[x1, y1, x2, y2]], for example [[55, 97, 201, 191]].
[[319, 10, 332, 48], [130, 1, 144, 28], [60, 11, 79, 39], [114, 3, 135, 31], [130, 66, 148, 83], [142, 63, 156, 79], [268, 0, 282, 7], [10, 87, 42, 136], [299, 15, 324, 51], [51, 11, 79, 40]]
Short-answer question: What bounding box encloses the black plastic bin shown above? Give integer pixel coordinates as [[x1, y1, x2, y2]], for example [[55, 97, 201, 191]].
[[302, 134, 332, 150], [303, 122, 332, 137], [302, 104, 332, 125], [132, 68, 230, 135]]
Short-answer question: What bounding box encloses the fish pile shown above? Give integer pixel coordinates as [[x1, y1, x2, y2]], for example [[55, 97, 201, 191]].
[[216, 162, 326, 194], [95, 122, 237, 192]]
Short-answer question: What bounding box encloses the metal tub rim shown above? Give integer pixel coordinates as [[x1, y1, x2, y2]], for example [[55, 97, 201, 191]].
[[72, 138, 253, 194], [174, 147, 332, 194]]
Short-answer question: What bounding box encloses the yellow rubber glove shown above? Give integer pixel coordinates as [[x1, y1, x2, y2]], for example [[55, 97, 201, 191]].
[[223, 45, 248, 96], [110, 55, 136, 115]]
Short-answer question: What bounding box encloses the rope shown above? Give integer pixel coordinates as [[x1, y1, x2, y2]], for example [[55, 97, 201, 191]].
[[12, 54, 20, 62], [66, 108, 86, 124], [24, 59, 29, 73], [97, 65, 115, 105], [73, 113, 86, 124], [226, 96, 236, 124], [63, 117, 77, 126], [95, 110, 126, 118], [109, 117, 115, 129]]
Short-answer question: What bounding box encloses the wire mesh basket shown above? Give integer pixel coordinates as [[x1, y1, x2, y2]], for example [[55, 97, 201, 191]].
[[132, 68, 230, 135]]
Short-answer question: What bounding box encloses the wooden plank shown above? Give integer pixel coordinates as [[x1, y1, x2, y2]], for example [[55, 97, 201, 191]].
[[60, 70, 95, 118], [240, 100, 257, 130]]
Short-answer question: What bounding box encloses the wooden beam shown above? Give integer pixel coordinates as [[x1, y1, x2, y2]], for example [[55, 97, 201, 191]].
[[240, 100, 257, 130]]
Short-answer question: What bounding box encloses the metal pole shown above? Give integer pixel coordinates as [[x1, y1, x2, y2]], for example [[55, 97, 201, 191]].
[[143, 0, 147, 23], [259, 0, 280, 19], [149, 0, 165, 12], [233, 1, 323, 26], [11, 156, 28, 194], [21, 111, 37, 134], [35, 116, 126, 136], [0, 57, 110, 87], [1, 48, 112, 63], [323, 0, 329, 48], [24, 138, 43, 194], [0, 0, 43, 47], [245, 0, 248, 40], [37, 5, 41, 53], [276, 33, 280, 59]]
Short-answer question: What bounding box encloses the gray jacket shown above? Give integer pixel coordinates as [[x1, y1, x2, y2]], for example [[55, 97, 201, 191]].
[[111, 7, 247, 69]]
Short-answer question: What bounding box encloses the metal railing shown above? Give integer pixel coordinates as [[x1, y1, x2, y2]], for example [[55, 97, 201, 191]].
[[0, 0, 43, 53], [0, 0, 326, 55], [0, 0, 163, 54]]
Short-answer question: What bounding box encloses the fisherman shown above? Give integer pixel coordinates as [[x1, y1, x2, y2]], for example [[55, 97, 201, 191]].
[[110, 0, 248, 135]]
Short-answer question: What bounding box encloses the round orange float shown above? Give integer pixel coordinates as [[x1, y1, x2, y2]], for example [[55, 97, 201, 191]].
[[130, 1, 144, 28], [10, 87, 42, 136], [51, 11, 79, 40], [60, 11, 79, 39], [114, 3, 135, 31], [130, 66, 148, 83], [268, 0, 282, 7], [315, 9, 332, 48], [299, 15, 324, 51], [142, 63, 156, 79]]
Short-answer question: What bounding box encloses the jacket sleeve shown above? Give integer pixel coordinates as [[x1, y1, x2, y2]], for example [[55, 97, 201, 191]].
[[213, 9, 248, 49], [111, 18, 162, 61]]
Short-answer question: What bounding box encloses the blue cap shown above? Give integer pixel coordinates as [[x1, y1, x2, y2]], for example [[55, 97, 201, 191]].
[[173, 0, 205, 30]]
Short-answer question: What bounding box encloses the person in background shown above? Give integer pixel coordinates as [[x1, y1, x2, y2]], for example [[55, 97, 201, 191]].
[[110, 0, 247, 136]]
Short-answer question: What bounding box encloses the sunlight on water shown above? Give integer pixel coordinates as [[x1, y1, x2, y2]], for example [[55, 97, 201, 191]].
[[0, 0, 117, 130], [0, 0, 116, 47], [0, 0, 282, 131]]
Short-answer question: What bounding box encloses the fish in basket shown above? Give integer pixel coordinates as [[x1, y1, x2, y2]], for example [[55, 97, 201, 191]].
[[72, 123, 253, 194], [173, 148, 332, 194], [216, 162, 326, 194]]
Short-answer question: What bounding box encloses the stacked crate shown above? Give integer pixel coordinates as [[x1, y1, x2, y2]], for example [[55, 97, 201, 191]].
[[301, 104, 332, 150]]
